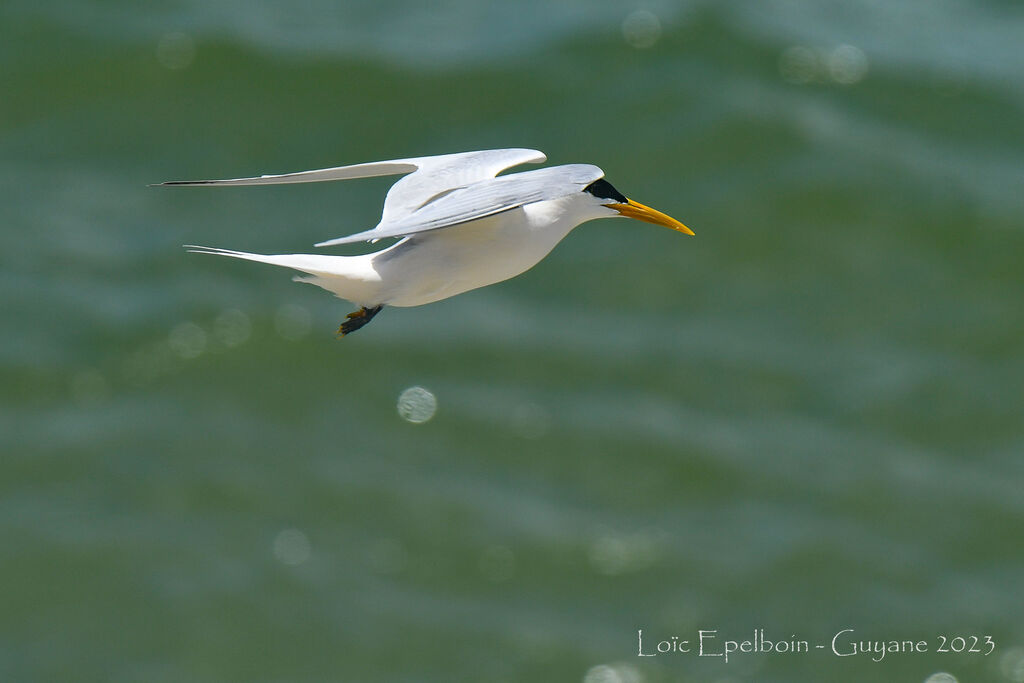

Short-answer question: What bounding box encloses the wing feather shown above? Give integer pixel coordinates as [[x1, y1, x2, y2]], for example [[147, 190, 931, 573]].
[[315, 164, 603, 247], [157, 147, 548, 231], [378, 148, 545, 222], [155, 149, 543, 197], [154, 160, 419, 187]]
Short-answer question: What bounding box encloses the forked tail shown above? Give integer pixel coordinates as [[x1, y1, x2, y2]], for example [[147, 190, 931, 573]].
[[185, 245, 381, 307]]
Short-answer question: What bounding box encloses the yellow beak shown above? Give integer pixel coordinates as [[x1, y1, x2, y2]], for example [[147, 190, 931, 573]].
[[608, 199, 694, 235]]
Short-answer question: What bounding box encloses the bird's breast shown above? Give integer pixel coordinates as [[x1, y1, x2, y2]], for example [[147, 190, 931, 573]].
[[370, 200, 583, 307]]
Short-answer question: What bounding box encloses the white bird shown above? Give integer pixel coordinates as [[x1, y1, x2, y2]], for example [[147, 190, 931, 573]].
[[161, 148, 692, 336]]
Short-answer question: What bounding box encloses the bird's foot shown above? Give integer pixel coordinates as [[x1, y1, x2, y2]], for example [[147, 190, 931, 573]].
[[337, 305, 383, 337]]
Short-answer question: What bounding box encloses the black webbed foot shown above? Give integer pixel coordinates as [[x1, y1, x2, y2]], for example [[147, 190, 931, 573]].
[[337, 305, 383, 337]]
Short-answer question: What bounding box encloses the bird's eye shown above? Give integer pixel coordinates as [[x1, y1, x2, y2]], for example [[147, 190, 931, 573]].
[[584, 178, 628, 204]]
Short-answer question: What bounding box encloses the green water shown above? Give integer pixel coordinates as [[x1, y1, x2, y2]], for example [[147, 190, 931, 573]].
[[3, 1, 1023, 681]]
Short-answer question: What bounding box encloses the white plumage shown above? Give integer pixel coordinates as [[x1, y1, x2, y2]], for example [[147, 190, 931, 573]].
[[164, 148, 691, 335]]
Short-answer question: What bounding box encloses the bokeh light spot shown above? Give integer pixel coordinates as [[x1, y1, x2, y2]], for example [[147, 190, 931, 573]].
[[397, 386, 437, 424], [1001, 647, 1024, 683], [583, 663, 644, 683], [924, 674, 958, 683], [589, 536, 631, 576], [588, 532, 662, 575], [622, 10, 661, 49], [781, 44, 868, 85], [273, 529, 311, 566], [828, 44, 869, 84]]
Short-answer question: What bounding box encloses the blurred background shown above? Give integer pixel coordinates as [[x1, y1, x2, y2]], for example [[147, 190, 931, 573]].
[[2, 1, 1023, 681]]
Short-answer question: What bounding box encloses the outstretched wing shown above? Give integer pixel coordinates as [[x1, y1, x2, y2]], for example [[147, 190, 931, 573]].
[[157, 147, 547, 226], [315, 164, 605, 247], [377, 149, 546, 223], [155, 159, 419, 187]]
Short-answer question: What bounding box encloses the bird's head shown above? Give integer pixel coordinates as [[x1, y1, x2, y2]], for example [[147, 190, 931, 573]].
[[584, 178, 694, 235]]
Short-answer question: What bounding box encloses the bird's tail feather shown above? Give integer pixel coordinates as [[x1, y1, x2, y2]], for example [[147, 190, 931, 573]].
[[185, 245, 344, 276], [184, 245, 379, 305]]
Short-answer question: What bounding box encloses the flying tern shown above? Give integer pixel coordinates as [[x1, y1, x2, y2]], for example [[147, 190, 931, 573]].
[[161, 148, 692, 336]]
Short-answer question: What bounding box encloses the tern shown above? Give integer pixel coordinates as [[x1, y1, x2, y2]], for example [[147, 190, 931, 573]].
[[161, 148, 692, 336]]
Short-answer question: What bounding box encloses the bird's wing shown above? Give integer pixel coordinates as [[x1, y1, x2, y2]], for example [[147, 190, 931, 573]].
[[155, 159, 419, 187], [315, 164, 604, 247], [156, 147, 547, 222], [377, 148, 546, 223]]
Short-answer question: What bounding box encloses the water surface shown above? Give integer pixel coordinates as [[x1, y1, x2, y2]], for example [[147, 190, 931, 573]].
[[2, 1, 1023, 681]]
